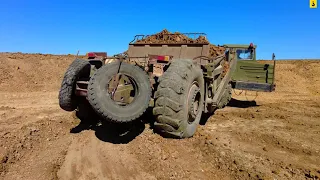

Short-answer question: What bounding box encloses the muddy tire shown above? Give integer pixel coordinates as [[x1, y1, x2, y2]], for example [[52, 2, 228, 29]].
[[58, 59, 91, 111], [87, 62, 152, 123], [153, 59, 204, 138], [217, 84, 232, 109]]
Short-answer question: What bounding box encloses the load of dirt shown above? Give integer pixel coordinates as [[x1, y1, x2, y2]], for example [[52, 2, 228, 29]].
[[134, 29, 210, 44], [133, 29, 226, 58], [209, 44, 226, 57]]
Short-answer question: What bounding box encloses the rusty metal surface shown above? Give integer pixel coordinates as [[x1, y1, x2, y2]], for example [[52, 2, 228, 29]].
[[87, 52, 108, 60], [75, 81, 89, 97], [127, 44, 210, 61]]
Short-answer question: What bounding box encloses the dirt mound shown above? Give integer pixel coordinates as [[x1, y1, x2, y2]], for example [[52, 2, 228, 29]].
[[0, 53, 85, 92], [134, 29, 210, 44], [209, 44, 226, 57], [133, 29, 226, 58]]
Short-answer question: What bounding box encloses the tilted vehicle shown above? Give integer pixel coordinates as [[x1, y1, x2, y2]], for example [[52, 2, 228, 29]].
[[58, 33, 276, 138]]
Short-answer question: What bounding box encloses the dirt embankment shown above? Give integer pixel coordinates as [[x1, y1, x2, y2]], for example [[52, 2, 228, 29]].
[[0, 53, 85, 92]]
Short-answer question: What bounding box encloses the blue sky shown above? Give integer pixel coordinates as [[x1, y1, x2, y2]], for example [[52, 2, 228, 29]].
[[0, 0, 319, 59]]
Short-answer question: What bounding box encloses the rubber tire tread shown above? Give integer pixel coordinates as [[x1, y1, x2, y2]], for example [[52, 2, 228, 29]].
[[153, 59, 204, 139], [58, 58, 91, 111], [217, 84, 232, 109], [87, 62, 152, 123]]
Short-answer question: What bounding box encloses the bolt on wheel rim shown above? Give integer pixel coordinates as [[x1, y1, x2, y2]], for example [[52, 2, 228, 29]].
[[187, 82, 201, 124]]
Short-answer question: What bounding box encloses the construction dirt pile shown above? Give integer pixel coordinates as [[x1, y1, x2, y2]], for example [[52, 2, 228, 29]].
[[1, 52, 320, 180], [0, 53, 86, 92], [134, 29, 209, 44], [209, 44, 226, 57], [134, 29, 226, 58]]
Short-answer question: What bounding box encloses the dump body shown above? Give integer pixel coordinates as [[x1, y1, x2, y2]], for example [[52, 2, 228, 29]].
[[126, 33, 211, 66]]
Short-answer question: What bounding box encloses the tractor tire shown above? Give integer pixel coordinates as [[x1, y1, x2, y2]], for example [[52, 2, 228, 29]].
[[87, 61, 152, 123], [58, 59, 91, 111], [217, 84, 232, 109], [153, 59, 204, 138]]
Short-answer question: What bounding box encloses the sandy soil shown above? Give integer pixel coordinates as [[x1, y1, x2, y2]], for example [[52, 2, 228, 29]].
[[0, 53, 319, 180]]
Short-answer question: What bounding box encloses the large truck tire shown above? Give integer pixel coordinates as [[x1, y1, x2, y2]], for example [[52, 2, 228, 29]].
[[59, 59, 91, 111], [153, 59, 204, 138], [217, 84, 232, 109], [87, 61, 152, 123]]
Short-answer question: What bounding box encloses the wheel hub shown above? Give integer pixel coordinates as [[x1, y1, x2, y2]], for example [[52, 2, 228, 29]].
[[107, 73, 137, 106], [188, 83, 201, 123]]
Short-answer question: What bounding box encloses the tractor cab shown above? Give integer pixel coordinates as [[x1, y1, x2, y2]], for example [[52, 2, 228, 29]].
[[236, 43, 255, 60], [224, 43, 276, 92]]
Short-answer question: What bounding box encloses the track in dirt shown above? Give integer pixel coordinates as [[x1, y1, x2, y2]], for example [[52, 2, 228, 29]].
[[0, 52, 320, 180]]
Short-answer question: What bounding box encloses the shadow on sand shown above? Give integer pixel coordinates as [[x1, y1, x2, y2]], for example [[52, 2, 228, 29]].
[[199, 98, 259, 125], [227, 98, 259, 108], [70, 99, 155, 144], [70, 97, 259, 143]]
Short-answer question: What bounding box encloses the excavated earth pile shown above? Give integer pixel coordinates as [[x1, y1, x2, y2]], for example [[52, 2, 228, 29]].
[[134, 29, 210, 44], [133, 29, 226, 58], [0, 31, 320, 179]]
